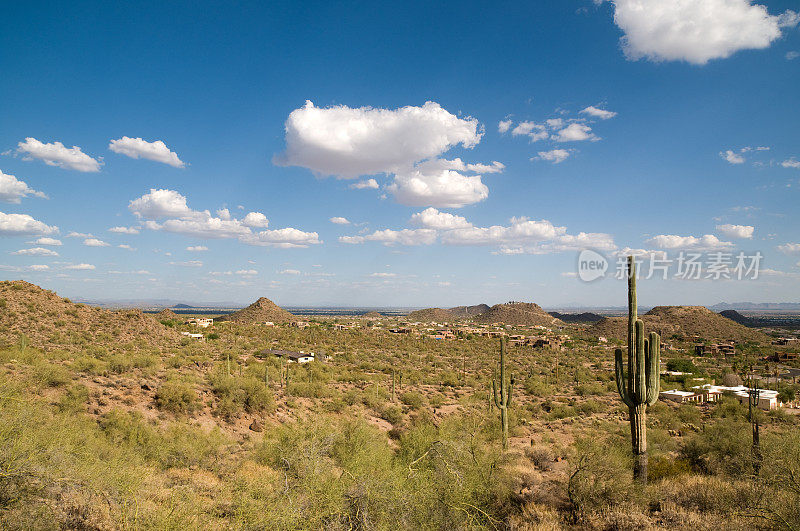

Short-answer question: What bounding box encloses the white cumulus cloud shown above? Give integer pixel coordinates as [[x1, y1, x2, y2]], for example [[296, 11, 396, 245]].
[[498, 119, 513, 133], [17, 137, 102, 172], [721, 150, 746, 164], [350, 178, 379, 190], [11, 247, 58, 256], [646, 234, 733, 250], [108, 136, 186, 168], [777, 243, 800, 254], [65, 263, 95, 270], [31, 237, 62, 246], [781, 158, 800, 168], [0, 212, 58, 236], [580, 106, 617, 119], [409, 207, 472, 230], [535, 149, 571, 164], [83, 238, 110, 247], [330, 216, 350, 225], [0, 170, 47, 203], [108, 226, 140, 234], [186, 245, 208, 252], [552, 123, 597, 142], [716, 224, 754, 239], [242, 212, 270, 228], [612, 0, 797, 65], [277, 100, 482, 178]]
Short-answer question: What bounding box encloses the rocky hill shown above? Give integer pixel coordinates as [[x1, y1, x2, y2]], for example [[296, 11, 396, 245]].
[[590, 305, 768, 342], [0, 280, 181, 350], [474, 302, 564, 327], [407, 307, 458, 322], [447, 304, 490, 318], [156, 308, 180, 320], [548, 311, 604, 324], [216, 296, 294, 324]]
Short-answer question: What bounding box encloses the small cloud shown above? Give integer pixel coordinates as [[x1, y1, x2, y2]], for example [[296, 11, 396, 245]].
[[498, 119, 513, 133], [65, 263, 95, 270], [108, 226, 140, 234], [787, 51, 800, 60], [67, 232, 93, 238], [17, 137, 102, 172], [169, 260, 203, 267], [278, 269, 301, 275], [186, 245, 208, 252], [11, 247, 59, 256], [781, 158, 800, 169], [330, 216, 350, 225], [235, 269, 258, 275], [108, 136, 186, 168], [83, 238, 110, 247], [118, 244, 136, 251], [31, 237, 62, 246], [720, 150, 745, 164], [534, 149, 571, 164], [369, 272, 396, 278], [350, 178, 379, 190], [716, 224, 754, 239], [580, 106, 617, 120]]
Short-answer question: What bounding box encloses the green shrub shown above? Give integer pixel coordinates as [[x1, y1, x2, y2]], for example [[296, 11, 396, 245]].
[[400, 391, 425, 409], [154, 381, 198, 414], [33, 361, 71, 387]]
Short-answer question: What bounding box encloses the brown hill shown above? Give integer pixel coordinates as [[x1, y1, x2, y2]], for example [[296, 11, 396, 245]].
[[156, 308, 180, 320], [0, 280, 181, 350], [589, 305, 769, 343], [363, 311, 383, 319], [216, 296, 294, 324], [447, 304, 490, 318], [474, 302, 564, 327], [407, 307, 457, 322]]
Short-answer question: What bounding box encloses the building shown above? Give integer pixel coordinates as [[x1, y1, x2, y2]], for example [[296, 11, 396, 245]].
[[694, 342, 735, 357], [291, 321, 311, 329], [180, 331, 204, 340], [660, 389, 704, 403], [185, 318, 213, 328], [692, 384, 782, 411], [771, 351, 798, 362], [260, 349, 315, 363], [772, 337, 800, 346]]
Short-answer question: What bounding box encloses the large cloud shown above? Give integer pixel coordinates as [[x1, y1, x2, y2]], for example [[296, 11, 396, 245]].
[[0, 212, 58, 236], [17, 137, 102, 172], [0, 170, 47, 203], [130, 189, 320, 247], [646, 234, 733, 250], [109, 137, 186, 168], [612, 0, 798, 65], [278, 100, 482, 177], [277, 101, 499, 208]]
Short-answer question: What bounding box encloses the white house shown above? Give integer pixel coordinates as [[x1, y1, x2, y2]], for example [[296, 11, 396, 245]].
[[693, 384, 782, 411]]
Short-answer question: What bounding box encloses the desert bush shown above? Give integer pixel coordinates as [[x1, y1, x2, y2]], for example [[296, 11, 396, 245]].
[[32, 361, 71, 387], [526, 446, 555, 471], [400, 390, 425, 409], [576, 382, 605, 396], [680, 417, 752, 477], [57, 384, 89, 412], [155, 381, 198, 414]]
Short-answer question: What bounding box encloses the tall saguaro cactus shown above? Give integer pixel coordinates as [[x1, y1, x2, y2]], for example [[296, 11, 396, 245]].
[[614, 256, 660, 483], [492, 336, 514, 449], [749, 383, 762, 473]]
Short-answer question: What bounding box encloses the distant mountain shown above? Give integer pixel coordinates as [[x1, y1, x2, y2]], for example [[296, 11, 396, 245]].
[[548, 311, 604, 324], [590, 306, 768, 342], [711, 302, 800, 311], [216, 297, 295, 324], [719, 309, 800, 329], [474, 302, 564, 327], [173, 303, 195, 309]]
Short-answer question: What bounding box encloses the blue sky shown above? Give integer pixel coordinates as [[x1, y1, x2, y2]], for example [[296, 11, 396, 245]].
[[1, 0, 799, 307]]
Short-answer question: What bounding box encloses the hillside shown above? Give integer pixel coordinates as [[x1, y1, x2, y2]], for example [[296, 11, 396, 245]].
[[548, 311, 604, 324], [0, 280, 180, 350], [590, 305, 769, 343], [406, 307, 458, 322], [447, 303, 490, 318], [474, 302, 564, 327], [216, 296, 295, 324], [156, 308, 180, 320]]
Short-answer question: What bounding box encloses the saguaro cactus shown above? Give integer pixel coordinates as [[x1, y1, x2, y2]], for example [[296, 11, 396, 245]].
[[492, 336, 514, 449], [614, 256, 660, 483], [749, 383, 762, 473]]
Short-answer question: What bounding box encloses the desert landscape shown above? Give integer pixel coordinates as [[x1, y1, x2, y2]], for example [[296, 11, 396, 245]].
[[1, 271, 799, 529]]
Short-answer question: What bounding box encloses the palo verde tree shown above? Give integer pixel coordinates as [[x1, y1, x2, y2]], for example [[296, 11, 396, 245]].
[[492, 336, 514, 449], [614, 256, 660, 483]]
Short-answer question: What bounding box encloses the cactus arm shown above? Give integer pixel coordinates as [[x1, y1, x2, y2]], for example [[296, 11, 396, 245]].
[[634, 319, 645, 404], [615, 348, 634, 408], [492, 378, 501, 408], [646, 332, 661, 406]]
